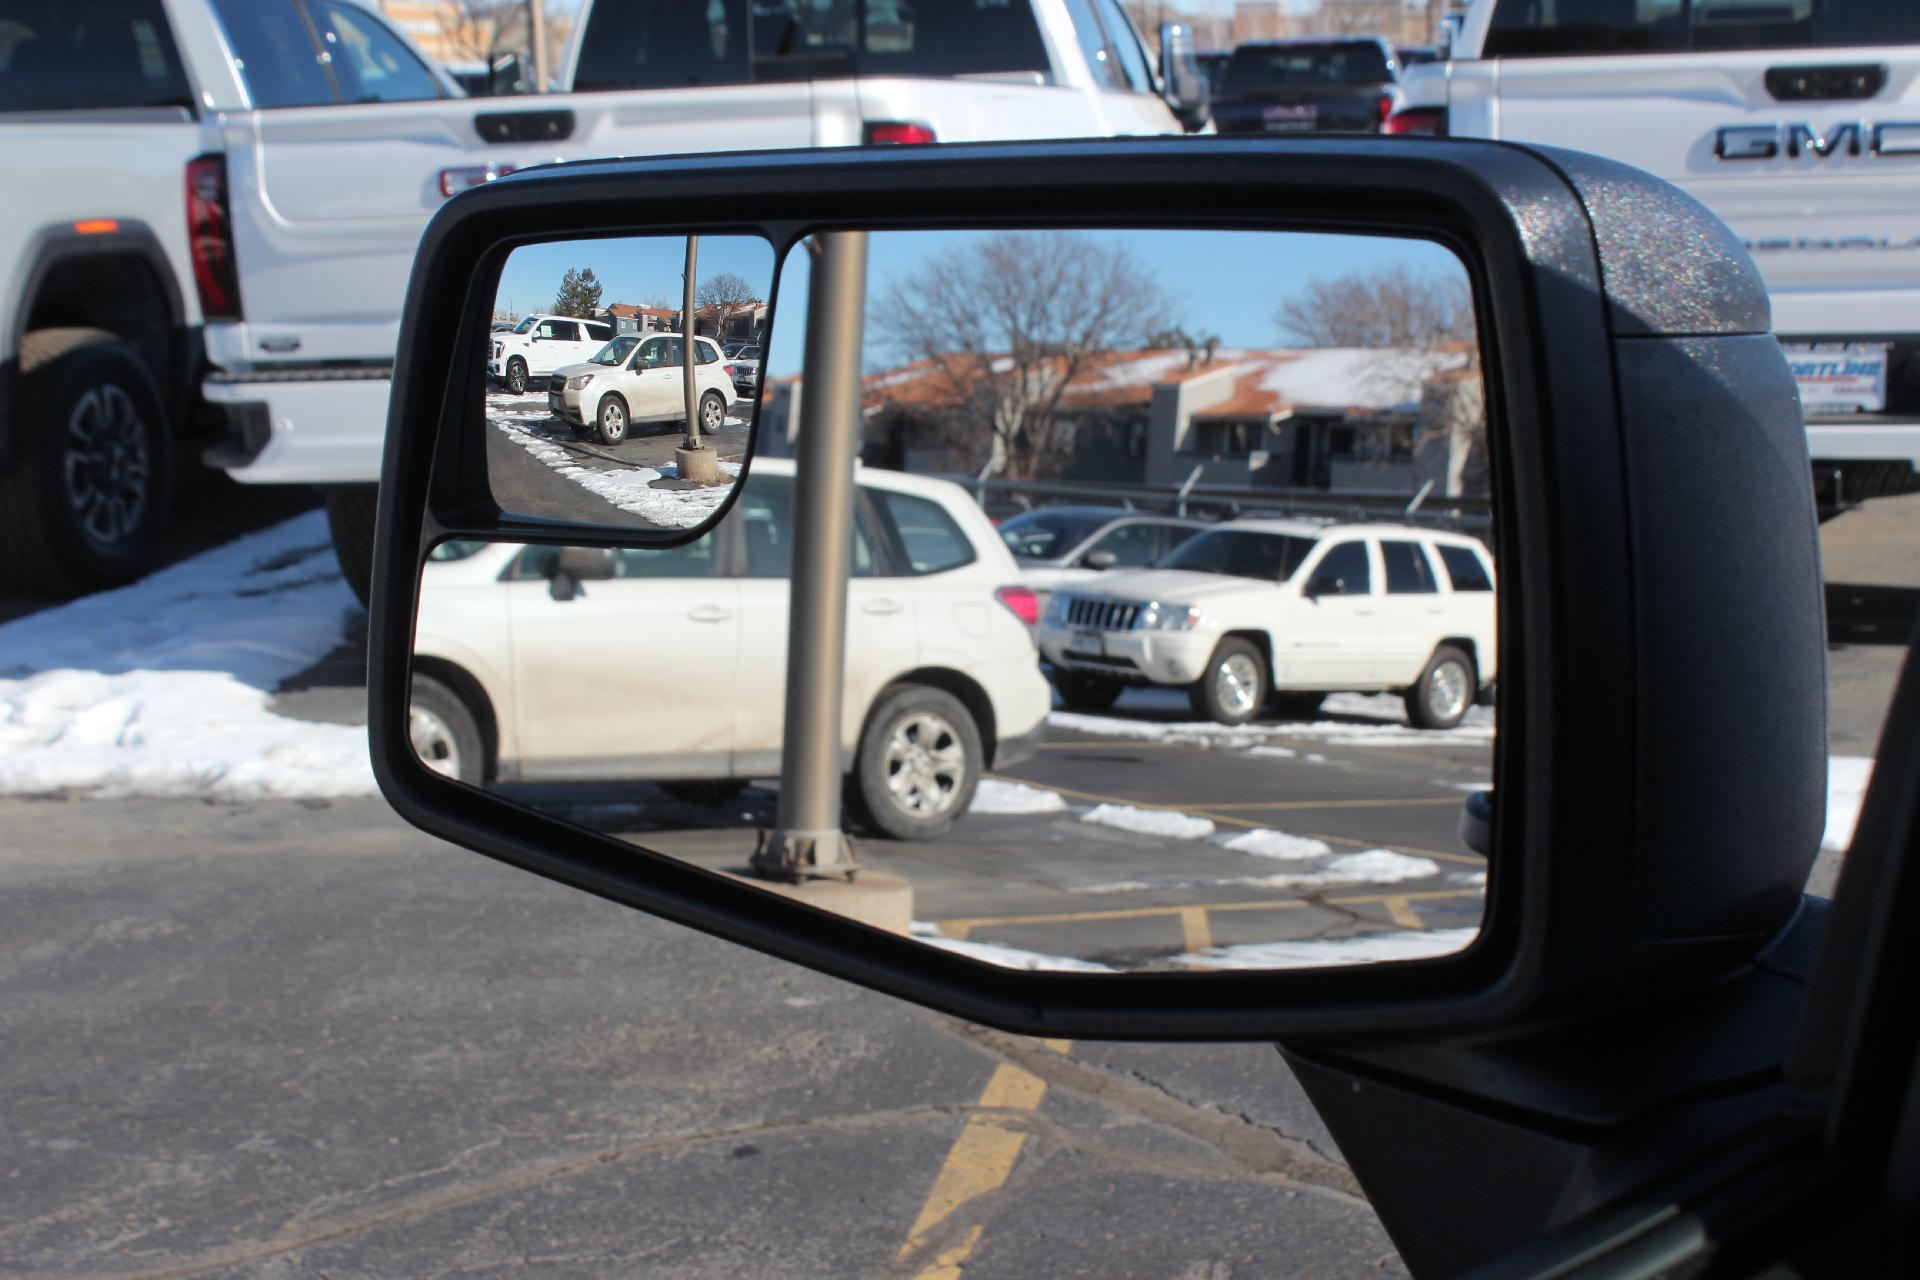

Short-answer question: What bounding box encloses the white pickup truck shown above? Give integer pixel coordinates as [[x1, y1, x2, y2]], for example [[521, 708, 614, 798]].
[[1393, 0, 1920, 516], [0, 0, 1208, 599]]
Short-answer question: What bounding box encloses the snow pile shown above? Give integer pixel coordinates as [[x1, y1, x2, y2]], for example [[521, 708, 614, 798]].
[[489, 407, 740, 530], [1078, 848, 1442, 896], [0, 514, 375, 799], [1825, 756, 1874, 852], [969, 779, 1069, 815], [1178, 927, 1480, 970], [1080, 803, 1215, 840], [911, 922, 1114, 973], [1220, 828, 1332, 861], [1047, 710, 1273, 746]]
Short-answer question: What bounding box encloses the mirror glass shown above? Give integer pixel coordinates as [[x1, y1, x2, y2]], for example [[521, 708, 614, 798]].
[[482, 234, 775, 530], [422, 227, 1493, 974]]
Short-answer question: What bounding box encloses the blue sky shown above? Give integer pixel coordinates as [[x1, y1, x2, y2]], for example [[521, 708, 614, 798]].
[[766, 228, 1468, 378], [493, 235, 777, 321]]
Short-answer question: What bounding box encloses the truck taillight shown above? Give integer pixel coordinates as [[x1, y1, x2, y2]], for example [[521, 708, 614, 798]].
[[994, 585, 1039, 627], [185, 155, 242, 323], [1377, 93, 1393, 127], [724, 364, 736, 377], [865, 122, 936, 145], [1383, 107, 1447, 136]]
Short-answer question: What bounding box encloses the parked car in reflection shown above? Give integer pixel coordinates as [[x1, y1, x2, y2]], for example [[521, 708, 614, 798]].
[[410, 459, 1050, 839], [997, 506, 1206, 611], [488, 313, 619, 392], [1211, 37, 1402, 135], [546, 333, 739, 446], [1035, 519, 1496, 728], [728, 343, 763, 397]]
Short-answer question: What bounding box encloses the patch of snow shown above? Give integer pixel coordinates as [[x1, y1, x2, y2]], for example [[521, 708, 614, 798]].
[[1080, 803, 1215, 840], [919, 933, 1117, 973], [1047, 710, 1272, 746], [1220, 828, 1333, 861], [1248, 745, 1297, 759], [489, 407, 739, 530], [1077, 848, 1442, 896], [1177, 927, 1479, 970], [969, 778, 1069, 815], [1826, 756, 1874, 852], [0, 514, 374, 800]]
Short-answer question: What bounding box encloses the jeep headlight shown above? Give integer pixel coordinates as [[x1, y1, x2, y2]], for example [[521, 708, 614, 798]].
[[1138, 602, 1199, 632], [567, 374, 596, 390], [1044, 594, 1070, 627]]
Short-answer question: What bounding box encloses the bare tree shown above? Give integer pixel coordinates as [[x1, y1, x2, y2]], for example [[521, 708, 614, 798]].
[[436, 0, 507, 65], [874, 232, 1171, 480], [696, 271, 761, 339], [1291, 0, 1409, 40]]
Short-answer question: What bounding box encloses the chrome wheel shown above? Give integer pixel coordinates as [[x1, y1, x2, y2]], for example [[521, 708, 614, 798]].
[[700, 392, 725, 432], [599, 398, 626, 441], [1427, 659, 1471, 724], [409, 706, 463, 780], [1214, 652, 1261, 718], [883, 710, 968, 819], [63, 385, 150, 553], [506, 360, 527, 393]]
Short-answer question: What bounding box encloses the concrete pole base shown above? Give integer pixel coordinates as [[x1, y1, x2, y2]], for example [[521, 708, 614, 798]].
[[676, 443, 723, 487], [728, 868, 914, 936]]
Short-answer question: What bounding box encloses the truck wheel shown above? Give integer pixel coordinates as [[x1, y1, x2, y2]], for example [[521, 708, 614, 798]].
[[594, 393, 629, 446], [323, 486, 378, 607], [698, 389, 726, 434], [1188, 637, 1267, 726], [1404, 645, 1475, 730], [848, 685, 982, 841], [0, 328, 171, 596], [505, 358, 528, 394], [409, 673, 483, 784], [1052, 670, 1124, 712]]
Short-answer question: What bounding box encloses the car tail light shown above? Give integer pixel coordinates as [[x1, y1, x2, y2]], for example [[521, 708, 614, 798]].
[[865, 122, 936, 145], [724, 364, 735, 377], [185, 155, 242, 322], [1383, 106, 1447, 136], [1376, 94, 1393, 127], [995, 585, 1040, 627]]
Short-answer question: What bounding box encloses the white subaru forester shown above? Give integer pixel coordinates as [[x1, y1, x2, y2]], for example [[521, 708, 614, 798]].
[[1035, 519, 1498, 728]]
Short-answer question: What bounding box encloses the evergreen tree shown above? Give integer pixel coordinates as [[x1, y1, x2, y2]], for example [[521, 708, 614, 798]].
[[553, 266, 604, 318]]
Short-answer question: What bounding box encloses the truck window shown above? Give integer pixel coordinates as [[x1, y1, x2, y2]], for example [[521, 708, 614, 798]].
[[1437, 543, 1494, 592], [1485, 0, 1918, 57], [0, 0, 194, 114], [572, 0, 1050, 92], [1091, 0, 1155, 94], [210, 0, 337, 109], [1381, 540, 1439, 594], [308, 0, 443, 102], [1060, 0, 1125, 91], [1222, 41, 1391, 94]]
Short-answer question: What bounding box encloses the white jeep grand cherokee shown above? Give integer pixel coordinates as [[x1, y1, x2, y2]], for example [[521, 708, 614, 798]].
[[1035, 519, 1497, 729]]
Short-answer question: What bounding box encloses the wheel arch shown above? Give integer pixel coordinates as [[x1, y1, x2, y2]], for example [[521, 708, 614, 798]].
[[1222, 628, 1276, 684], [872, 667, 999, 767], [411, 655, 502, 781], [1433, 636, 1481, 684]]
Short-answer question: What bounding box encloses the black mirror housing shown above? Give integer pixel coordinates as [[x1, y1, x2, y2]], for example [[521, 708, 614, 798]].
[[369, 138, 1823, 1042], [1158, 22, 1211, 132]]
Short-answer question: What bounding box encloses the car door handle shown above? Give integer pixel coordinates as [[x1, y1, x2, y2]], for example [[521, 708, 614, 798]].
[[862, 599, 907, 616], [687, 604, 733, 623]]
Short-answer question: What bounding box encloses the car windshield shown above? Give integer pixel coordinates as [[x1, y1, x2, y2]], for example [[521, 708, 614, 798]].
[[572, 0, 1051, 91], [1157, 529, 1318, 580], [1222, 42, 1392, 94], [589, 335, 640, 366], [1486, 0, 1917, 56], [738, 346, 761, 359], [998, 511, 1113, 560], [511, 316, 539, 334]]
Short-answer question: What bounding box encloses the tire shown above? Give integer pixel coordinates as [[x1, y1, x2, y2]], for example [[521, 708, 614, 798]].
[[409, 673, 483, 784], [659, 780, 750, 808], [1267, 691, 1326, 721], [1052, 670, 1124, 712], [0, 328, 172, 596], [504, 358, 528, 394], [1404, 645, 1476, 730], [698, 389, 726, 434], [848, 685, 982, 841], [594, 393, 629, 446], [1188, 637, 1267, 726], [323, 486, 378, 608]]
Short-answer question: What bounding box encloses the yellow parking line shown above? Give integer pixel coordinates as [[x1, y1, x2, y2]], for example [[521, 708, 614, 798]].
[[898, 1045, 1065, 1276], [938, 888, 1482, 935], [1179, 907, 1213, 953], [1383, 896, 1426, 930]]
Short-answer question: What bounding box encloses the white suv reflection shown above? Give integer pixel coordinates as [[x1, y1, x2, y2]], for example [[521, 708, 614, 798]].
[[546, 333, 739, 446], [410, 459, 1049, 840], [1035, 520, 1498, 728]]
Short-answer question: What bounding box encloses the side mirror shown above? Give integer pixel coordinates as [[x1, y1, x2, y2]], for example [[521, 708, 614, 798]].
[[1082, 550, 1119, 570], [1158, 22, 1211, 133], [548, 545, 616, 600], [1305, 574, 1343, 598], [371, 140, 1822, 1041]]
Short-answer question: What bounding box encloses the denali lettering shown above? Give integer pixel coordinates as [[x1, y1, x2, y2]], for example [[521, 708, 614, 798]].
[[1717, 121, 1920, 160], [1744, 236, 1920, 252]]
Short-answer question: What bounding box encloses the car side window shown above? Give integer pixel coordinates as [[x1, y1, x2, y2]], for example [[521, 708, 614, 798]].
[[307, 0, 442, 103], [1437, 543, 1494, 592], [696, 341, 720, 366], [1084, 522, 1163, 568], [1091, 0, 1155, 94], [873, 490, 976, 576], [1381, 539, 1438, 594], [210, 0, 337, 109], [1312, 540, 1371, 595], [587, 322, 614, 342], [550, 321, 581, 342], [1059, 0, 1125, 90], [615, 538, 717, 579], [734, 477, 876, 579]]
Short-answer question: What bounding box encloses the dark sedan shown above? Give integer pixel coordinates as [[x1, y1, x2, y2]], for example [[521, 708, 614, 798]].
[[1212, 38, 1401, 135]]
